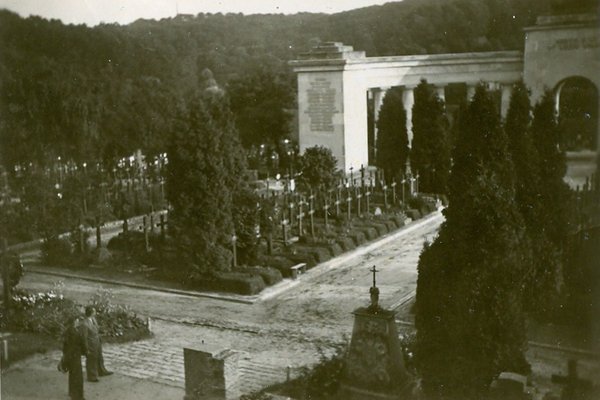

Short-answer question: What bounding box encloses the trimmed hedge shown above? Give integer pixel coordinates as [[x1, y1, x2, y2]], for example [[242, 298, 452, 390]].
[[355, 226, 378, 240], [348, 230, 366, 246], [258, 255, 296, 277], [213, 272, 266, 295], [406, 209, 422, 220], [240, 266, 283, 286], [328, 242, 343, 257], [337, 237, 356, 252]]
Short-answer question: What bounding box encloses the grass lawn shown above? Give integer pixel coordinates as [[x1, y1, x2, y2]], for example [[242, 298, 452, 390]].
[[1, 331, 60, 370]]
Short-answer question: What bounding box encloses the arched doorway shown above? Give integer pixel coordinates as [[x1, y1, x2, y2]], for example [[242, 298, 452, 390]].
[[555, 77, 599, 188], [556, 77, 599, 152]]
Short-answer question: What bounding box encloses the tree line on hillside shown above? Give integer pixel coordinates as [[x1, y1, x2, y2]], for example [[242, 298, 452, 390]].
[[2, 0, 595, 173]]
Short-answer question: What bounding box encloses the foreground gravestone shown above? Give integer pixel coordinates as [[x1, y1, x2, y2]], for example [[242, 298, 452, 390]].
[[339, 266, 414, 399], [183, 346, 244, 400]]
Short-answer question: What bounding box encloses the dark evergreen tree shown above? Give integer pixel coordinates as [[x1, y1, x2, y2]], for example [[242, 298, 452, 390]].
[[410, 79, 451, 194], [527, 90, 574, 312], [297, 146, 340, 193], [504, 82, 563, 315], [531, 90, 573, 248], [166, 70, 247, 281], [415, 84, 529, 399], [376, 87, 409, 183]]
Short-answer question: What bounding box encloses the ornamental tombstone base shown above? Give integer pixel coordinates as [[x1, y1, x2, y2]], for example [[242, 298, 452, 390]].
[[339, 306, 414, 400]]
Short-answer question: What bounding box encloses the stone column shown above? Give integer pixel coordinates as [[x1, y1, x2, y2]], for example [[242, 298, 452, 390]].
[[435, 85, 446, 102], [373, 87, 388, 157], [500, 83, 513, 119], [402, 86, 415, 147], [466, 84, 477, 102]]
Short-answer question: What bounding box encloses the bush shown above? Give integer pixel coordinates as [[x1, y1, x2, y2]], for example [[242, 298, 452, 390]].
[[88, 289, 151, 341], [41, 236, 73, 266]]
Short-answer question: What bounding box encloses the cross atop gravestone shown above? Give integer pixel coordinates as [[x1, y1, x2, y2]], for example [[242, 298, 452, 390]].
[[369, 265, 380, 312]]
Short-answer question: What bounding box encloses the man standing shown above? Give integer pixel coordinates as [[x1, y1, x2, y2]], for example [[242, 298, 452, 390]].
[[62, 315, 87, 400], [81, 306, 113, 382]]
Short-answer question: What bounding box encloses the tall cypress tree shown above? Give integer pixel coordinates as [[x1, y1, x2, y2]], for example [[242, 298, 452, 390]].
[[410, 79, 451, 194], [376, 87, 409, 183], [531, 90, 572, 248], [505, 83, 563, 314], [167, 69, 247, 280], [415, 84, 529, 398]]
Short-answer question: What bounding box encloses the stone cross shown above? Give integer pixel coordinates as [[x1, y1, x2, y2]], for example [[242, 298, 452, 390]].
[[370, 265, 379, 287], [369, 265, 380, 311]]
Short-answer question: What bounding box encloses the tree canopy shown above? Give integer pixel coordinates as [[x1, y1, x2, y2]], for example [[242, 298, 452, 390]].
[[166, 70, 247, 279], [376, 87, 409, 183], [415, 84, 529, 398], [410, 79, 451, 194]]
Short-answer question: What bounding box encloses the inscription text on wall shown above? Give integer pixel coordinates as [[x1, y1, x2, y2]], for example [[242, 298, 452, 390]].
[[548, 36, 600, 51], [305, 78, 338, 132]]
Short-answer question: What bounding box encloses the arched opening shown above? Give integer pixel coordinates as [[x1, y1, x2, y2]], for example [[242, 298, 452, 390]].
[[556, 77, 598, 151]]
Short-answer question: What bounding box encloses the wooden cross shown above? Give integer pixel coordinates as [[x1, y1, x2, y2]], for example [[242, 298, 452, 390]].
[[391, 180, 397, 204], [297, 198, 306, 236], [231, 234, 238, 268], [281, 218, 289, 244], [383, 185, 388, 209], [308, 191, 315, 238], [323, 203, 330, 228], [365, 189, 371, 214], [346, 193, 352, 219], [356, 189, 362, 217], [288, 201, 295, 228]]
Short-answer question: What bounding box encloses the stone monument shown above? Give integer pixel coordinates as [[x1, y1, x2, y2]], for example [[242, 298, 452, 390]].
[[183, 345, 244, 400], [340, 266, 414, 399]]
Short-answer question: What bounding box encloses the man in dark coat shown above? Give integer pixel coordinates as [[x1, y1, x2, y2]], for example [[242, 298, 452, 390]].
[[81, 306, 113, 382], [62, 316, 87, 400]]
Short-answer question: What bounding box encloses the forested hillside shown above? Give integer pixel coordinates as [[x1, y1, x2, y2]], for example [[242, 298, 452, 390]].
[[0, 0, 593, 168]]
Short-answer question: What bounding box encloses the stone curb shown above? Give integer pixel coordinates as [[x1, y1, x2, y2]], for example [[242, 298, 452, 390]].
[[25, 267, 256, 305]]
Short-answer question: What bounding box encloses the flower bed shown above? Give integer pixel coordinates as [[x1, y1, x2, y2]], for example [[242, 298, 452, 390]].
[[0, 285, 151, 343]]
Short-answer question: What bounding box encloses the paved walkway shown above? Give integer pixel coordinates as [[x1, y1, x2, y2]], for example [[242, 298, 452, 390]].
[[1, 351, 183, 400]]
